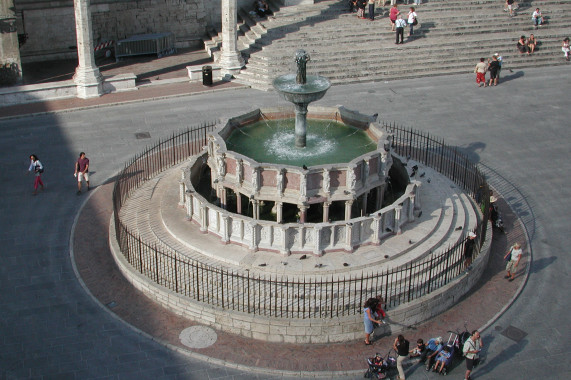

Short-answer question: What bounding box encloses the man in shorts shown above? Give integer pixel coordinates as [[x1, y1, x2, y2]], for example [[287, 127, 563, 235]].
[[463, 330, 483, 380], [75, 152, 90, 195]]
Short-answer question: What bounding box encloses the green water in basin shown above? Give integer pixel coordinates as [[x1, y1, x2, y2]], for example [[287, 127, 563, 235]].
[[225, 119, 376, 167]]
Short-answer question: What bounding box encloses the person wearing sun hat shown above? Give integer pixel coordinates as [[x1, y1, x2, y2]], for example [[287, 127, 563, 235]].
[[464, 231, 477, 271]]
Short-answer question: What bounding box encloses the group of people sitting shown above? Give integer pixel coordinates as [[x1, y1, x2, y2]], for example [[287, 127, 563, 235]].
[[253, 0, 272, 18], [517, 34, 538, 55]]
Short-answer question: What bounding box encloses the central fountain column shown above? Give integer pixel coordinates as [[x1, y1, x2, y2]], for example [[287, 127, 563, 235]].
[[293, 103, 308, 147], [272, 49, 331, 149]]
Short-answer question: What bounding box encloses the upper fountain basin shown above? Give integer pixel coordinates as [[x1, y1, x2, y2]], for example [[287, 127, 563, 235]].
[[273, 74, 331, 104]]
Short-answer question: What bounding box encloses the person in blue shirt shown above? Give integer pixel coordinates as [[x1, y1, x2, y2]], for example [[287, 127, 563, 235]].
[[420, 336, 443, 370], [432, 345, 452, 373]]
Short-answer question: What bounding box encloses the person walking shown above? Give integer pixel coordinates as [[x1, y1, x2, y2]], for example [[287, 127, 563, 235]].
[[363, 298, 382, 345], [407, 7, 417, 37], [562, 37, 570, 61], [75, 152, 90, 195], [463, 330, 483, 380], [504, 242, 523, 281], [389, 3, 400, 31], [506, 0, 515, 17], [395, 14, 407, 44], [393, 334, 410, 380], [474, 58, 487, 87], [28, 154, 45, 195]]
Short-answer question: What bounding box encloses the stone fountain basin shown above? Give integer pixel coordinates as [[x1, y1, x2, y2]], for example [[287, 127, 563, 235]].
[[273, 74, 331, 104]]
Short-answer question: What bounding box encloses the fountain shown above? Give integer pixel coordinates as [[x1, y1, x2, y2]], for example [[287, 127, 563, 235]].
[[111, 49, 487, 346], [272, 49, 331, 148], [181, 50, 405, 247]]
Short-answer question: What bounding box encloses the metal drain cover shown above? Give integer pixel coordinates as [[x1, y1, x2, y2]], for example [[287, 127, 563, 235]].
[[179, 326, 217, 349], [135, 132, 151, 139], [501, 325, 527, 342]]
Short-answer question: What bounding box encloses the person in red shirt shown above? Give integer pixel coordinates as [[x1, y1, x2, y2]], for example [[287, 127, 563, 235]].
[[75, 152, 90, 195]]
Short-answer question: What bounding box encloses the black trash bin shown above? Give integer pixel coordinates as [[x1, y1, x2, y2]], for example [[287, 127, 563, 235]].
[[202, 65, 213, 86]]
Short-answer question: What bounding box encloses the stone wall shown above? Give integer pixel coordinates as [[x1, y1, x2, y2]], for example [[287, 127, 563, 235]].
[[16, 0, 215, 60], [109, 216, 492, 344]]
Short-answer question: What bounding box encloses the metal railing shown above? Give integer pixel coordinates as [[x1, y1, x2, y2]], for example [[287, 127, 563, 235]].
[[112, 122, 490, 318]]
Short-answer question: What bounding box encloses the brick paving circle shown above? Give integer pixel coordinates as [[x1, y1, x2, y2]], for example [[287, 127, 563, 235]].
[[72, 178, 528, 374]]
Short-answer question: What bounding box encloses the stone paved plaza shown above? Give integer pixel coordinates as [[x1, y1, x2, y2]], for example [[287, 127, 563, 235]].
[[1, 64, 570, 379]]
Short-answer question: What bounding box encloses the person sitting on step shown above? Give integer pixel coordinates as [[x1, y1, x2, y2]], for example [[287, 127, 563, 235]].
[[531, 8, 543, 28]]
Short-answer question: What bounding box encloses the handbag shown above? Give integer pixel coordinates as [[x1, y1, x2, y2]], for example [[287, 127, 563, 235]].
[[504, 247, 513, 262], [413, 17, 418, 26]]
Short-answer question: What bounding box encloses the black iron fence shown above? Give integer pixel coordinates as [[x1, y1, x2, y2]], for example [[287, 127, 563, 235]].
[[112, 122, 490, 318]]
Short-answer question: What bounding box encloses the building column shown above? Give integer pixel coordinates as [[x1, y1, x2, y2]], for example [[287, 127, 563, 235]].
[[394, 205, 402, 235], [299, 205, 308, 224], [0, 0, 23, 84], [408, 194, 415, 222], [219, 0, 245, 76], [185, 190, 193, 220], [344, 200, 353, 221], [276, 202, 283, 223], [322, 202, 330, 223], [252, 200, 260, 220], [376, 184, 385, 210], [73, 0, 103, 98], [361, 192, 368, 216], [236, 192, 242, 214], [220, 187, 227, 210]]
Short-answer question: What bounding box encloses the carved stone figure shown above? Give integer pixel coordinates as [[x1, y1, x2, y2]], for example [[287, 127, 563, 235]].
[[300, 172, 307, 197], [237, 158, 243, 184], [347, 167, 357, 191], [322, 169, 330, 194], [207, 135, 215, 158], [276, 168, 285, 197], [295, 49, 310, 84], [217, 153, 226, 177], [252, 166, 259, 192]]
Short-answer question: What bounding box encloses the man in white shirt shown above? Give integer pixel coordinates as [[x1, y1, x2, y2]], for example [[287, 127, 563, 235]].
[[463, 330, 483, 380], [395, 15, 407, 44], [532, 8, 543, 28]]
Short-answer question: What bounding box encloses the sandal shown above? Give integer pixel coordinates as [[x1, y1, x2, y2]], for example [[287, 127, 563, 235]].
[[364, 341, 372, 345]]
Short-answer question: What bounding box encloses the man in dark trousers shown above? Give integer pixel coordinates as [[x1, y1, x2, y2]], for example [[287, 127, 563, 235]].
[[464, 232, 477, 270], [395, 14, 407, 44]]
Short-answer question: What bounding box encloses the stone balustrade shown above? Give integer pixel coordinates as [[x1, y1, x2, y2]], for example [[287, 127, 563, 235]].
[[180, 153, 421, 255]]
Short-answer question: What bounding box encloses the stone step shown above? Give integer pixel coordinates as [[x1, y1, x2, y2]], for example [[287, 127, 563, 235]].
[[228, 0, 570, 87], [120, 153, 480, 282]]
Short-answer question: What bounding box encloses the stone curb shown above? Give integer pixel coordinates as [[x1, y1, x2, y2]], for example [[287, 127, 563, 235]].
[[0, 83, 250, 122]]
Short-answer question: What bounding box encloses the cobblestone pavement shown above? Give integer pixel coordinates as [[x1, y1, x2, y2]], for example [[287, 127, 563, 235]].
[[1, 65, 570, 379]]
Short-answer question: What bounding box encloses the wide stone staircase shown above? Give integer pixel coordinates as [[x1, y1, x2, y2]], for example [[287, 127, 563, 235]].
[[202, 0, 571, 90]]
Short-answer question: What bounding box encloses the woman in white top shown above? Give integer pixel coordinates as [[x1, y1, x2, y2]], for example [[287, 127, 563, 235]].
[[407, 7, 417, 37], [504, 242, 523, 281], [28, 154, 45, 195], [562, 38, 570, 61]]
